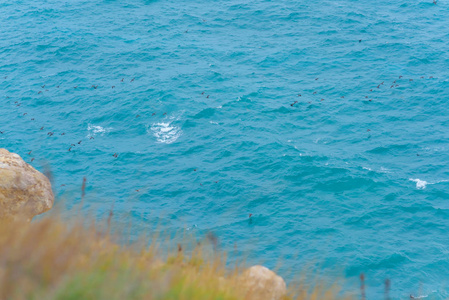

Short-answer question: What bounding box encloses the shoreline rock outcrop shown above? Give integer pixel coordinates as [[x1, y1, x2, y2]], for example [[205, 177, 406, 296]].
[[0, 148, 54, 221]]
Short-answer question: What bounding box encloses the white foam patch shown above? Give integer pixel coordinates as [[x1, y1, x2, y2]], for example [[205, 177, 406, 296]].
[[379, 167, 391, 173], [410, 178, 428, 189], [409, 178, 449, 190], [410, 295, 428, 299], [87, 124, 112, 137], [149, 119, 182, 144]]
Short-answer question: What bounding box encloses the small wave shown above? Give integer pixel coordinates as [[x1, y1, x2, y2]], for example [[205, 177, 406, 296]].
[[379, 167, 391, 173], [149, 120, 182, 144], [192, 107, 215, 119], [186, 224, 198, 231], [87, 124, 112, 137], [409, 178, 449, 190], [410, 178, 428, 189], [410, 295, 428, 299]]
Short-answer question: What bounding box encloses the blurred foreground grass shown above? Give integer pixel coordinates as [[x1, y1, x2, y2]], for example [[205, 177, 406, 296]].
[[0, 213, 350, 300]]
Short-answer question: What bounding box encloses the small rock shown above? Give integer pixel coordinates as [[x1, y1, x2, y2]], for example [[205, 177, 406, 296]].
[[240, 265, 287, 300], [0, 149, 54, 221]]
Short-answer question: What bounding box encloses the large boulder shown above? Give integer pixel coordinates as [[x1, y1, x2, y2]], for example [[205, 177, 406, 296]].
[[240, 265, 287, 300], [0, 149, 54, 221]]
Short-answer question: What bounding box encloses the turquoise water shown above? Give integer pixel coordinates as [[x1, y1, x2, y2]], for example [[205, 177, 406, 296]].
[[1, 0, 449, 298]]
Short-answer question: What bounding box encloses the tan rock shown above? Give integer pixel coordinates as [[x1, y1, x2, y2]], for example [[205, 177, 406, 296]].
[[240, 265, 287, 300], [0, 149, 54, 221]]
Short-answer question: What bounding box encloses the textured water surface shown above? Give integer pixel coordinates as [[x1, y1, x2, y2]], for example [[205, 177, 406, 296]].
[[1, 0, 449, 298]]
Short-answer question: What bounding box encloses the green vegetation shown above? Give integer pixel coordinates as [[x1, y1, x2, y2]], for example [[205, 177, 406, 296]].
[[0, 214, 349, 300]]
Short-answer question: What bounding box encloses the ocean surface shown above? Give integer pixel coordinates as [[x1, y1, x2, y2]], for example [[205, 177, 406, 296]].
[[1, 0, 449, 298]]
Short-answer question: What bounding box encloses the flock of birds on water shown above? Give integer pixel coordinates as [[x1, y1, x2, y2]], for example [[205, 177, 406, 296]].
[[290, 75, 434, 107], [1, 72, 440, 299], [1, 74, 436, 178], [2, 77, 143, 163]]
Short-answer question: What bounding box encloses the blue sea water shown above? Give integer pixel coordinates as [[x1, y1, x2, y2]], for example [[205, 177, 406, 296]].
[[1, 0, 449, 298]]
